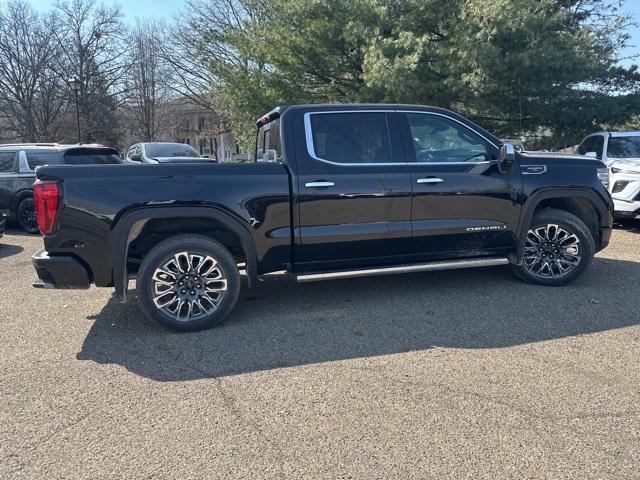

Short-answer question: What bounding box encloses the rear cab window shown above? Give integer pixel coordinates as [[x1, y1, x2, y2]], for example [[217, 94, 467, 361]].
[[256, 110, 283, 163], [63, 149, 121, 165]]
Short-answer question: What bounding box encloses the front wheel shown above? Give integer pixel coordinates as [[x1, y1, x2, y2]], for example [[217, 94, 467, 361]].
[[511, 208, 595, 286], [17, 197, 39, 234], [137, 234, 241, 331]]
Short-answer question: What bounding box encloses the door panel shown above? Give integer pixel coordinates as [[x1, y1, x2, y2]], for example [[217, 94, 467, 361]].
[[399, 113, 522, 259], [293, 110, 412, 270]]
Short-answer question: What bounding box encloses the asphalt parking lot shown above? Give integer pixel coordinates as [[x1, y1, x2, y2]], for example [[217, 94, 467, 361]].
[[1, 222, 639, 479]]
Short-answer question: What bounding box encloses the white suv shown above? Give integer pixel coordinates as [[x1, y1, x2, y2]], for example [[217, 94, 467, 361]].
[[577, 132, 640, 220]]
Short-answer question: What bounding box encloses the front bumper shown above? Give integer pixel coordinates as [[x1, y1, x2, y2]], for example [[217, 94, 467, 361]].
[[611, 170, 640, 219], [32, 250, 91, 289]]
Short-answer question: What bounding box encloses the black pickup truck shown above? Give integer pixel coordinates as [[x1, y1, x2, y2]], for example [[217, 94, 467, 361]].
[[31, 104, 613, 331]]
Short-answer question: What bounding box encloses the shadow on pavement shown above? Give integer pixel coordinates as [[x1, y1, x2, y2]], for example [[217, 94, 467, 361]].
[[614, 219, 640, 234], [2, 220, 39, 238], [77, 257, 640, 381], [0, 243, 24, 259]]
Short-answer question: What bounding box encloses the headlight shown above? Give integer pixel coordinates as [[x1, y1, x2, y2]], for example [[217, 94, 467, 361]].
[[597, 167, 610, 190]]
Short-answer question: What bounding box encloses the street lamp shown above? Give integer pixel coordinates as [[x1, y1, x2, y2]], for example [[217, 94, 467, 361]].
[[67, 77, 81, 144]]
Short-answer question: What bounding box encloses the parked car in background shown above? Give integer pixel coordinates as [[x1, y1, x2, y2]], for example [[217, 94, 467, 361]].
[[577, 131, 640, 219], [32, 104, 613, 331], [0, 144, 121, 233], [125, 142, 216, 164]]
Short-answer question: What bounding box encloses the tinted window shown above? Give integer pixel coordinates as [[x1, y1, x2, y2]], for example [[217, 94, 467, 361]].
[[256, 118, 282, 162], [145, 143, 200, 158], [0, 152, 17, 172], [406, 114, 489, 163], [577, 136, 604, 158], [26, 152, 61, 170], [607, 136, 640, 158], [63, 151, 121, 165], [309, 112, 392, 164]]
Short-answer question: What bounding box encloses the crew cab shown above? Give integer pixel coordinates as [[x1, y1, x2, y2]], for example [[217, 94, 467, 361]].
[[0, 144, 121, 232], [31, 105, 613, 331]]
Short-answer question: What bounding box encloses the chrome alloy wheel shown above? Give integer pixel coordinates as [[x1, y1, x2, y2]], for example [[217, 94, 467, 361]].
[[522, 224, 581, 278], [151, 252, 228, 322]]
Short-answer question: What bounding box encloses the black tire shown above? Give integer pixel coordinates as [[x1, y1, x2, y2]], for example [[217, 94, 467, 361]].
[[511, 208, 595, 286], [137, 234, 241, 331], [17, 197, 39, 234]]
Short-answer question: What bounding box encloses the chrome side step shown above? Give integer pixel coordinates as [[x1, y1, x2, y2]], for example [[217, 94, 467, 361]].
[[295, 257, 509, 283]]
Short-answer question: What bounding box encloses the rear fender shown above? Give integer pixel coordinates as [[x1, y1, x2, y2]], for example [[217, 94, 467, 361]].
[[112, 206, 257, 301]]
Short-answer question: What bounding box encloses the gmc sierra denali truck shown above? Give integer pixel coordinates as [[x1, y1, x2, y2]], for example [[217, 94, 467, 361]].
[[31, 105, 613, 331]]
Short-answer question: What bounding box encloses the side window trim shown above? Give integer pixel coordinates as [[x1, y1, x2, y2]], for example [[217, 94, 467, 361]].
[[304, 110, 400, 166], [303, 110, 498, 167]]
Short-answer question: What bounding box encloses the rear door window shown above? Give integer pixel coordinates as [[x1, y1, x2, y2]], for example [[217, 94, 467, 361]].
[[63, 150, 121, 165], [307, 112, 392, 164], [0, 152, 17, 172], [26, 151, 62, 170]]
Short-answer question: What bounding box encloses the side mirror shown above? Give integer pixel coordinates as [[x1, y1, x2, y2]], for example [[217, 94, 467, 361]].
[[499, 143, 516, 163], [584, 151, 598, 159], [498, 143, 516, 174], [130, 153, 142, 162]]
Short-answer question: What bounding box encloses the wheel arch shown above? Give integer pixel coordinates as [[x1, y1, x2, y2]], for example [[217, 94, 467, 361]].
[[11, 188, 33, 213], [515, 188, 611, 261], [112, 206, 257, 300]]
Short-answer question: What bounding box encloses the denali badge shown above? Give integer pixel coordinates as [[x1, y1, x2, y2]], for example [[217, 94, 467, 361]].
[[521, 165, 547, 175], [466, 225, 508, 232]]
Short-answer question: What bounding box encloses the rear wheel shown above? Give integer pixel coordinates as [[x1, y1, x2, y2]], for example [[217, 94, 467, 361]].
[[511, 208, 595, 286], [137, 234, 241, 331], [17, 197, 39, 234]]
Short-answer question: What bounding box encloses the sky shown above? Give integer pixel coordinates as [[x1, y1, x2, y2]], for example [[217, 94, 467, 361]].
[[26, 0, 640, 67]]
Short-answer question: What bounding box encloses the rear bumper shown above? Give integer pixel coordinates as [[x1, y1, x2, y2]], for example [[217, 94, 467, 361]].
[[32, 249, 91, 289]]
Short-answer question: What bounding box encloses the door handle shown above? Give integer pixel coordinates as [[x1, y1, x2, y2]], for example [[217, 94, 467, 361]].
[[305, 181, 335, 188], [416, 177, 444, 184]]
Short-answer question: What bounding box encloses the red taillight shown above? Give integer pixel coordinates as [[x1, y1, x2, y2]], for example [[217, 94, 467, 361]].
[[33, 180, 59, 235]]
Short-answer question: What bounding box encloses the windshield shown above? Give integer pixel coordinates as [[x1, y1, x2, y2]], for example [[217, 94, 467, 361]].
[[607, 136, 640, 158], [145, 143, 200, 158]]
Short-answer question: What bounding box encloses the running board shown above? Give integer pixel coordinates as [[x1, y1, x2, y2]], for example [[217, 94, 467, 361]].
[[295, 257, 509, 283]]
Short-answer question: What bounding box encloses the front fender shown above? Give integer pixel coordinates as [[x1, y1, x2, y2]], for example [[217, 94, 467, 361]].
[[514, 187, 613, 261]]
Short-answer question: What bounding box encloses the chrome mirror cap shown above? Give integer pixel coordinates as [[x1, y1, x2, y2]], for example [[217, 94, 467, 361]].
[[499, 143, 516, 163]]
